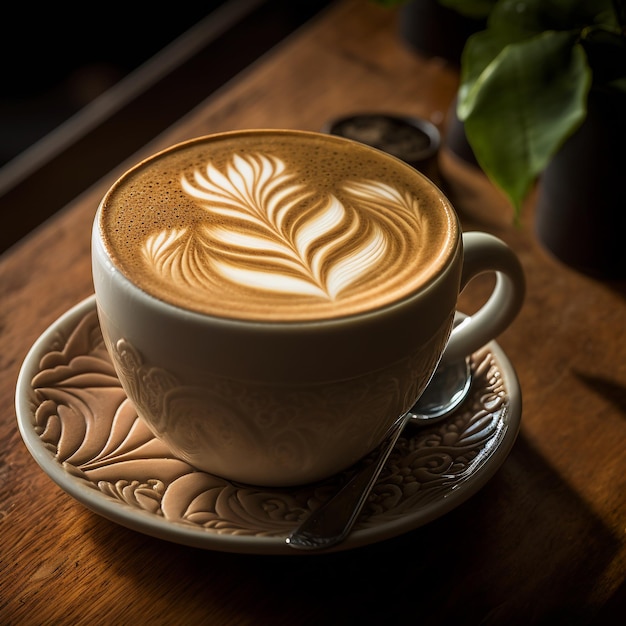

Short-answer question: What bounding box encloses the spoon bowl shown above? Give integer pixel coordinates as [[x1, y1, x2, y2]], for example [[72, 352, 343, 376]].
[[409, 355, 472, 423], [410, 312, 472, 423]]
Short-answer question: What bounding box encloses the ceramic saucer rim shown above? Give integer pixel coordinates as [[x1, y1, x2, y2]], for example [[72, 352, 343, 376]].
[[16, 295, 522, 555]]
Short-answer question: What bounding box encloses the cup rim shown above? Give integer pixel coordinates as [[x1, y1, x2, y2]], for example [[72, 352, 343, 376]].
[[94, 128, 460, 327]]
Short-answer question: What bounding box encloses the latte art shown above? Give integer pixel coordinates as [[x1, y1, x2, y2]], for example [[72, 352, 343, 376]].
[[99, 131, 456, 321], [143, 153, 416, 301]]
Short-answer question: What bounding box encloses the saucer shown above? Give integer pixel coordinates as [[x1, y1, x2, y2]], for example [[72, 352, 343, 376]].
[[16, 295, 521, 555]]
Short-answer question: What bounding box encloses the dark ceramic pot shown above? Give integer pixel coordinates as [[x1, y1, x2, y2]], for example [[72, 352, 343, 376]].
[[443, 95, 480, 168], [399, 0, 486, 67], [535, 89, 626, 280]]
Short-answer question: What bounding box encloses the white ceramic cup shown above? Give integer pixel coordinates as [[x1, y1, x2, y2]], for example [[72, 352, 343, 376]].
[[92, 130, 524, 487]]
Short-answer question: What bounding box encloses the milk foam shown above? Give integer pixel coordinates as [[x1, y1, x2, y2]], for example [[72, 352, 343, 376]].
[[99, 131, 456, 321]]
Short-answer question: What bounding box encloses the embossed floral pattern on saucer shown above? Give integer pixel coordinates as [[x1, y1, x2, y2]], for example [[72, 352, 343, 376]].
[[16, 296, 521, 555]]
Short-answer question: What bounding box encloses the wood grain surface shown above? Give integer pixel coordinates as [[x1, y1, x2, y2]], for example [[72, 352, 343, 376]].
[[1, 1, 625, 624]]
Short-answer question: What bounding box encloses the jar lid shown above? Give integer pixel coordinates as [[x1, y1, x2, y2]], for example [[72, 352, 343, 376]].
[[322, 113, 440, 176]]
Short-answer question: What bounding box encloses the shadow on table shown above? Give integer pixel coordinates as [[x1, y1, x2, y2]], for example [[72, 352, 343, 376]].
[[90, 430, 622, 626], [575, 370, 626, 422]]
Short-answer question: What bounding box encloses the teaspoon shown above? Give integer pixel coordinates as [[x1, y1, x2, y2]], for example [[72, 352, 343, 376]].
[[285, 349, 473, 551]]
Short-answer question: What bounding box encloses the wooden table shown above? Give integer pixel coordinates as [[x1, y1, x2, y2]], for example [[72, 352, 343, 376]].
[[2, 1, 625, 623]]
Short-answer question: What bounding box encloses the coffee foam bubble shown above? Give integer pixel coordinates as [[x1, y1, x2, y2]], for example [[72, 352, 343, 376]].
[[99, 130, 457, 321]]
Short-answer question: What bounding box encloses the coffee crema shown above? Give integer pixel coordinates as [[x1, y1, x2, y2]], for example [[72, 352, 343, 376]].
[[98, 130, 457, 321]]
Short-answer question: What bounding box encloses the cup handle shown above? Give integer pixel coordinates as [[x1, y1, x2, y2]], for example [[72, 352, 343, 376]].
[[442, 231, 525, 361]]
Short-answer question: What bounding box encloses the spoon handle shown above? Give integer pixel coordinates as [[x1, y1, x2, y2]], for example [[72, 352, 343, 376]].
[[285, 412, 410, 551]]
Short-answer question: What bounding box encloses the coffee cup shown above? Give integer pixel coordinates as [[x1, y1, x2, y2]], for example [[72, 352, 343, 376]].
[[92, 129, 524, 487]]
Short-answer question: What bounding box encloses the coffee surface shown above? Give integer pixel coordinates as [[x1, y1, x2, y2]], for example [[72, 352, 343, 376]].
[[99, 130, 457, 321]]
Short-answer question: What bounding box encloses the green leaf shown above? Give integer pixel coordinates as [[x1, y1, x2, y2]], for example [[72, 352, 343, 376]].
[[458, 29, 509, 106], [459, 30, 592, 217]]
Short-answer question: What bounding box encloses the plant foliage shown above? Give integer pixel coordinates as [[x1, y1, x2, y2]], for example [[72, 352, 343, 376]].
[[451, 0, 626, 218], [373, 0, 626, 220]]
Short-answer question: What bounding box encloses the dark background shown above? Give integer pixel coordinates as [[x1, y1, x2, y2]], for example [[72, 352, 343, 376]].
[[0, 0, 334, 252], [0, 2, 227, 168]]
